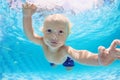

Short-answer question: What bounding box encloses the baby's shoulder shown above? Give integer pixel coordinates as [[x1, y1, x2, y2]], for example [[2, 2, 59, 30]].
[[61, 45, 74, 53]]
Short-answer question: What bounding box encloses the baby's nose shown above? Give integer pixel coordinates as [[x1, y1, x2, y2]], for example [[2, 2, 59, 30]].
[[52, 34, 58, 40]]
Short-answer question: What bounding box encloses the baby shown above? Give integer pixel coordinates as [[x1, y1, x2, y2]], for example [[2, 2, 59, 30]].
[[22, 3, 120, 70]]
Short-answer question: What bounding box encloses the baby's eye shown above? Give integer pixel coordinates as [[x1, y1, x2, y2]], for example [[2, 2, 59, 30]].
[[59, 30, 64, 34], [47, 29, 52, 33]]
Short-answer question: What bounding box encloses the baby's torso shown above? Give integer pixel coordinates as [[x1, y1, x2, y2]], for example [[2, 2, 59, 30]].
[[43, 45, 68, 64], [45, 51, 67, 64]]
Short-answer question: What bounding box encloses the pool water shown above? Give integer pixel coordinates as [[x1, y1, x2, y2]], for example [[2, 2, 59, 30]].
[[0, 0, 120, 80]]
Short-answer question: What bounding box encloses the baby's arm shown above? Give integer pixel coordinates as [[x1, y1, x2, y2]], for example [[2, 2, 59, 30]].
[[67, 47, 99, 66], [22, 3, 43, 45], [67, 39, 120, 66]]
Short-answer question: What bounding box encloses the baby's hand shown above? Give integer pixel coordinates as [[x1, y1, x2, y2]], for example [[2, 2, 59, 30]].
[[22, 2, 37, 17], [108, 39, 120, 59], [98, 39, 120, 65]]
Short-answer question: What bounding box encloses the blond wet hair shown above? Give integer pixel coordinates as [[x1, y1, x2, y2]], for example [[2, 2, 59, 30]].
[[43, 14, 72, 35]]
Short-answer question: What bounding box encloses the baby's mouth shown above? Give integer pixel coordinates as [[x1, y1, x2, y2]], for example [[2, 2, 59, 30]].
[[51, 41, 58, 44]]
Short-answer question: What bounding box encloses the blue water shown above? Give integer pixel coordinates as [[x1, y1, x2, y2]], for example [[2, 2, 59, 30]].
[[0, 0, 120, 80]]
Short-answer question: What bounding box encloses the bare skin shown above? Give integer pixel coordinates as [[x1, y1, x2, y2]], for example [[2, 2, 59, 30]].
[[22, 3, 120, 70], [98, 39, 120, 65]]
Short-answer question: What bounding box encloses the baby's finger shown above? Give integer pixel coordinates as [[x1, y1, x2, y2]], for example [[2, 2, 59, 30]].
[[117, 56, 120, 59], [116, 40, 120, 45], [116, 48, 120, 52], [26, 2, 29, 6], [28, 3, 32, 7], [31, 4, 37, 9], [98, 46, 106, 53], [115, 49, 120, 56], [23, 3, 28, 8], [112, 51, 120, 59], [110, 39, 120, 50]]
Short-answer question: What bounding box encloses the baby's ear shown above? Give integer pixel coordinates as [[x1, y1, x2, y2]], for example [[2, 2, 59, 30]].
[[39, 26, 43, 32]]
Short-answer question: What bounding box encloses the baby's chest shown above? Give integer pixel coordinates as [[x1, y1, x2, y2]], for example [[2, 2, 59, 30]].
[[45, 52, 67, 64]]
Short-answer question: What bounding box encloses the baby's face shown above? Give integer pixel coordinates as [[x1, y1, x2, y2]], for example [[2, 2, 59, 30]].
[[43, 22, 68, 49]]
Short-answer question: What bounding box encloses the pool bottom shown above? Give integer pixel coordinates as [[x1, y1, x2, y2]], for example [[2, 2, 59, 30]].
[[1, 69, 120, 80]]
